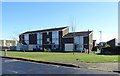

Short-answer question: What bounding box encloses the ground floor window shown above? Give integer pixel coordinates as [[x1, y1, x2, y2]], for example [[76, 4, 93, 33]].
[[52, 44, 59, 50]]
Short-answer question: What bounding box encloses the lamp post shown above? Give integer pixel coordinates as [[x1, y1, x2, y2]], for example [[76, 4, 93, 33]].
[[99, 31, 102, 42], [99, 31, 102, 52]]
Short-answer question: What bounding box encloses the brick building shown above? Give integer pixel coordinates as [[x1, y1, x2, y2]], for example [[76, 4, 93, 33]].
[[19, 26, 93, 52], [0, 40, 18, 50]]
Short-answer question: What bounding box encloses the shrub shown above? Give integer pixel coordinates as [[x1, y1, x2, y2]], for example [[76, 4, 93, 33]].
[[103, 44, 110, 48], [44, 48, 48, 52]]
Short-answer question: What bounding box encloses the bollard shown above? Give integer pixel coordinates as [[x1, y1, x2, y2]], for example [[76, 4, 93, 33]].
[[4, 49, 7, 56]]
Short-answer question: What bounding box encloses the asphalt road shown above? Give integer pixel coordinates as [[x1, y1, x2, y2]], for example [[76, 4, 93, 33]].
[[1, 58, 119, 75]]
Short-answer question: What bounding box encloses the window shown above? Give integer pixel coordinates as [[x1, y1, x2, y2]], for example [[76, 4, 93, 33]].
[[24, 34, 29, 40], [52, 38, 59, 44], [29, 34, 37, 44], [52, 31, 58, 38], [24, 34, 29, 45], [37, 33, 42, 45], [52, 31, 59, 45], [47, 38, 50, 42]]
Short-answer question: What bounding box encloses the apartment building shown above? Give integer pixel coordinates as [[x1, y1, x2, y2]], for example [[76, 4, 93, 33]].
[[19, 26, 93, 52], [0, 40, 18, 50]]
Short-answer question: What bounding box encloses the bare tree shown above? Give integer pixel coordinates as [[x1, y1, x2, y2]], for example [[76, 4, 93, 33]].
[[11, 32, 19, 41], [70, 17, 76, 55]]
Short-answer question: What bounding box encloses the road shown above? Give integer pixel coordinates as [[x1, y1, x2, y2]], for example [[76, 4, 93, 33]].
[[1, 58, 119, 75]]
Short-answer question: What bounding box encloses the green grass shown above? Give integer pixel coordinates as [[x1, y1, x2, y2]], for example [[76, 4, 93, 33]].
[[1, 51, 119, 63]]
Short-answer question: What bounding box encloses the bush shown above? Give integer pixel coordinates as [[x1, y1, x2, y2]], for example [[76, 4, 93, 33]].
[[103, 44, 110, 48], [44, 48, 48, 52]]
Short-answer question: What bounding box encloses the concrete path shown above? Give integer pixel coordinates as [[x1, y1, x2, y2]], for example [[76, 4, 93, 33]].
[[55, 60, 119, 72]]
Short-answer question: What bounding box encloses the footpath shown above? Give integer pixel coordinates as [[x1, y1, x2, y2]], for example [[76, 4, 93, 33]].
[[54, 60, 119, 72]]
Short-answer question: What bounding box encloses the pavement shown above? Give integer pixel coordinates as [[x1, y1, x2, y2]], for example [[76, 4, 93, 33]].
[[54, 60, 119, 72], [2, 58, 119, 75], [1, 56, 120, 73]]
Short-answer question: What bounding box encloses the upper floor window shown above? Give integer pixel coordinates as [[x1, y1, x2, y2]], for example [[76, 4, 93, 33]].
[[52, 31, 59, 38], [37, 33, 42, 40], [47, 32, 49, 35], [24, 34, 29, 41]]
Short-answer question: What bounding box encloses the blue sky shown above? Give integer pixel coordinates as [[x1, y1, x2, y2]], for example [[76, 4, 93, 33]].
[[2, 2, 118, 43]]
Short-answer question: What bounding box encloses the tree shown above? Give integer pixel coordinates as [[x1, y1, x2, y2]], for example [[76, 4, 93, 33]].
[[70, 16, 76, 55]]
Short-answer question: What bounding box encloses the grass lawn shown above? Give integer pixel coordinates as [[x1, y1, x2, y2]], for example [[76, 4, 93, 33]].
[[1, 51, 119, 63]]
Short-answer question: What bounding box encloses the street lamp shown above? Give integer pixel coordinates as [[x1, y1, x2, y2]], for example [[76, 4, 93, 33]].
[[99, 31, 102, 43], [99, 31, 102, 53]]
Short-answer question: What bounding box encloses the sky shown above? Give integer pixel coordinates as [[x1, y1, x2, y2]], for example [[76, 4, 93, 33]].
[[1, 2, 118, 43]]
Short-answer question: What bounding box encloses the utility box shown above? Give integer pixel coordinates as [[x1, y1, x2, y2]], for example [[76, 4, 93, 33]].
[[65, 44, 74, 52]]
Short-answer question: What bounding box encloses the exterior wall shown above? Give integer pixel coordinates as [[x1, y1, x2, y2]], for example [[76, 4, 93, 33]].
[[62, 38, 74, 50], [62, 27, 69, 37], [83, 32, 93, 51], [84, 36, 89, 49], [42, 32, 52, 50], [19, 27, 93, 52], [59, 31, 62, 51], [89, 32, 93, 51], [0, 40, 18, 47], [19, 30, 63, 51], [0, 40, 3, 47], [19, 35, 24, 44], [0, 40, 18, 50]]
